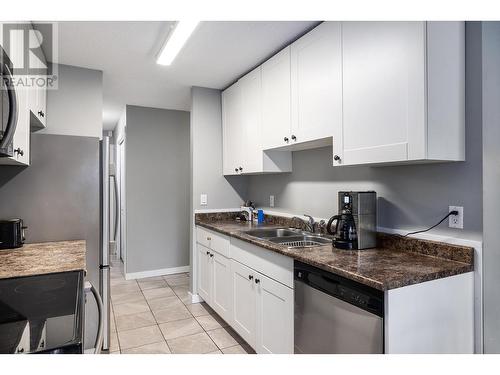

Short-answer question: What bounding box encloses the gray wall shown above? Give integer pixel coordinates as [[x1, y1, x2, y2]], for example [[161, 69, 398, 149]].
[[125, 105, 190, 274], [481, 21, 500, 354], [41, 64, 103, 139], [246, 23, 483, 241]]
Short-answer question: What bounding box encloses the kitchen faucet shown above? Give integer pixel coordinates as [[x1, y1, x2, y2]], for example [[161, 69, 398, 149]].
[[291, 214, 316, 233]]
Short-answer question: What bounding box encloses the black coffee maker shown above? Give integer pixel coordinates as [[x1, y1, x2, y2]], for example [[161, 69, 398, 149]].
[[327, 191, 377, 250]]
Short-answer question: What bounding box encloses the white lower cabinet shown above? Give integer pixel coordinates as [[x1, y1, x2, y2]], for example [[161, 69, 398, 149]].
[[196, 227, 294, 353], [255, 272, 294, 354], [196, 242, 232, 323], [230, 259, 293, 353], [231, 260, 257, 346]]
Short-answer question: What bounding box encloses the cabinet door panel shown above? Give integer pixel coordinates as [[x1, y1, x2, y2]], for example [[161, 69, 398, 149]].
[[262, 47, 291, 150], [212, 252, 232, 323], [341, 21, 426, 165], [240, 67, 262, 174], [222, 82, 243, 175], [231, 260, 256, 348], [291, 22, 342, 145], [197, 244, 212, 304], [256, 272, 294, 354]]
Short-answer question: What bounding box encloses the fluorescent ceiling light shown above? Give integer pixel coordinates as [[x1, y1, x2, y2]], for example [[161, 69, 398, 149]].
[[157, 21, 199, 66]]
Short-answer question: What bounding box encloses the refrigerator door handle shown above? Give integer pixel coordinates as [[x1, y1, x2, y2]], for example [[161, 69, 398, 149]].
[[113, 175, 119, 242]]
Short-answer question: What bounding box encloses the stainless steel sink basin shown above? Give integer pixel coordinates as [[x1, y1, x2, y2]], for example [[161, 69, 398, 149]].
[[245, 227, 332, 248], [244, 228, 300, 238], [269, 235, 331, 248]]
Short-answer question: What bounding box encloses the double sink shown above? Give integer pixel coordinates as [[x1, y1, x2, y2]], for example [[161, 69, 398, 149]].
[[245, 228, 331, 249]]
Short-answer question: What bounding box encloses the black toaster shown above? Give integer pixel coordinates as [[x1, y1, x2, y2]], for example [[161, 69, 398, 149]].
[[0, 219, 26, 250]]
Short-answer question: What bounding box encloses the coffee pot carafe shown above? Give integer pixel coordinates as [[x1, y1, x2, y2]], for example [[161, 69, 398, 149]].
[[327, 194, 358, 250]]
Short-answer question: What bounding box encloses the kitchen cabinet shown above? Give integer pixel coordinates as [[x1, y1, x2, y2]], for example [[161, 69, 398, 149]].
[[230, 259, 293, 353], [255, 271, 294, 354], [222, 67, 291, 176], [231, 259, 257, 346], [196, 228, 232, 323], [0, 23, 30, 166], [222, 81, 243, 175], [290, 21, 342, 148], [336, 21, 464, 166], [28, 23, 47, 131], [261, 47, 291, 150]]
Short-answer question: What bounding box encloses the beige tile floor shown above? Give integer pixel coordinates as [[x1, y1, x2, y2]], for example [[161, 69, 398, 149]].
[[109, 258, 254, 354]]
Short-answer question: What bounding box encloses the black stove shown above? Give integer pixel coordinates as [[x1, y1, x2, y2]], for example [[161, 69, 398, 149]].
[[0, 271, 84, 354]]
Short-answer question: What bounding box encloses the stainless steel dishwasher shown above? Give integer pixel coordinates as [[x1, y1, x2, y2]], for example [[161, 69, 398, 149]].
[[294, 261, 384, 354]]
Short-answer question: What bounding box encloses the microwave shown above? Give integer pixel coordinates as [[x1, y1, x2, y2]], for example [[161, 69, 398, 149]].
[[0, 46, 18, 158]]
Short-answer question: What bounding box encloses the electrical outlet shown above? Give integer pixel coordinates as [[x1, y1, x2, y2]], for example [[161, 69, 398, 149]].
[[270, 195, 275, 208], [449, 206, 463, 229], [200, 194, 207, 206]]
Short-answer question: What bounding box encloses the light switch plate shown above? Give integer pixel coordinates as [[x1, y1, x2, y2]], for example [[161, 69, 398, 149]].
[[449, 206, 463, 229], [270, 195, 275, 208], [200, 194, 208, 206]]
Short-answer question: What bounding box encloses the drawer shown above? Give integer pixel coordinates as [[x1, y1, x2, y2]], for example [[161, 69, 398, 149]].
[[230, 238, 293, 288], [196, 226, 230, 258]]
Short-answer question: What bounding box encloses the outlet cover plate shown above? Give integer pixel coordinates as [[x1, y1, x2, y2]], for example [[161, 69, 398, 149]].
[[270, 195, 275, 208], [449, 206, 463, 229]]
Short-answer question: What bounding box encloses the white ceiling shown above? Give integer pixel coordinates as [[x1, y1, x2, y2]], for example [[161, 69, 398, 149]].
[[50, 21, 319, 131]]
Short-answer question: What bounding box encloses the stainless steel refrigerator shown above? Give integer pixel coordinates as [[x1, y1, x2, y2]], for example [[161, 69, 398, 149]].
[[100, 134, 117, 352]]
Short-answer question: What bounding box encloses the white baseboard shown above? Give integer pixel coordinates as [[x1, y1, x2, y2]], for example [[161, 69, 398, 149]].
[[189, 292, 204, 304], [125, 266, 190, 280]]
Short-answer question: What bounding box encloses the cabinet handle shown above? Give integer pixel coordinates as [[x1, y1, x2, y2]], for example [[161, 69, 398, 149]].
[[235, 168, 238, 172], [291, 135, 297, 141], [238, 167, 243, 172], [207, 237, 211, 241], [333, 154, 341, 162], [38, 110, 45, 118], [255, 278, 260, 284], [284, 137, 289, 143], [248, 275, 253, 280], [209, 253, 214, 258], [14, 148, 24, 156], [206, 251, 210, 255]]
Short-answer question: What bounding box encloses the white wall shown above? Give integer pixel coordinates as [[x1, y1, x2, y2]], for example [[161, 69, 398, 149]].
[[42, 63, 103, 138]]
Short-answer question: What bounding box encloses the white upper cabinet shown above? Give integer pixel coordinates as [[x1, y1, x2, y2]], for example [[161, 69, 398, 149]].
[[261, 47, 292, 150], [291, 21, 342, 148], [222, 81, 243, 175], [336, 21, 464, 166], [239, 67, 263, 174], [222, 67, 292, 176]]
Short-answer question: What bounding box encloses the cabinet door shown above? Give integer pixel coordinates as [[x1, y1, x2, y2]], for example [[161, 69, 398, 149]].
[[222, 82, 243, 175], [231, 260, 257, 348], [262, 47, 291, 150], [197, 243, 212, 304], [211, 252, 232, 323], [6, 25, 30, 165], [340, 22, 426, 166], [255, 272, 294, 354], [291, 22, 342, 145], [239, 66, 262, 174], [33, 50, 47, 128]]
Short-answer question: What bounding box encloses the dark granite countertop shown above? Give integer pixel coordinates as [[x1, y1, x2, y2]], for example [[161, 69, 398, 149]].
[[0, 240, 86, 280], [195, 214, 474, 291]]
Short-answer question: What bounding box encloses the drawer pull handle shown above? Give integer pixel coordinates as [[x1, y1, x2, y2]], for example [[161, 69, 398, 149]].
[[209, 253, 214, 258], [255, 278, 260, 284], [248, 275, 253, 280], [206, 251, 210, 255]]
